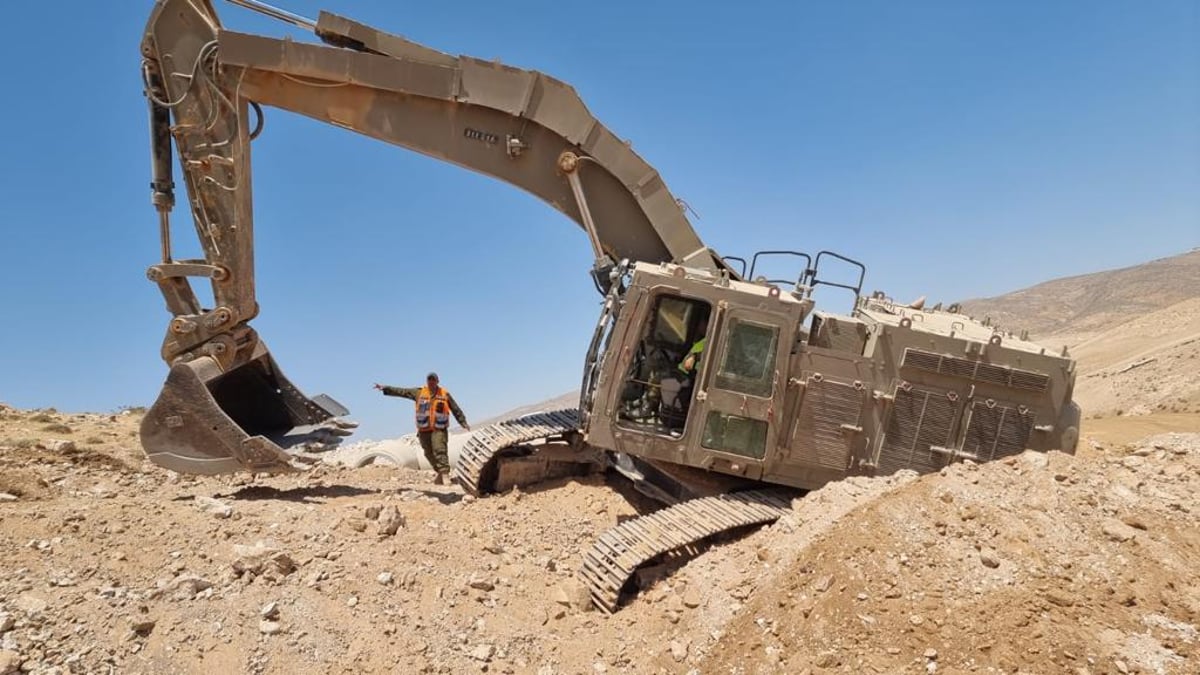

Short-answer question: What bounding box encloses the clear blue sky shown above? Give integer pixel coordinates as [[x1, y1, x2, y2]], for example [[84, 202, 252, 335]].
[[0, 1, 1196, 441]]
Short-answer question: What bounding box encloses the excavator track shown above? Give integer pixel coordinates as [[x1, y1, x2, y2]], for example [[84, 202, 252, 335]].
[[454, 409, 581, 496], [579, 488, 795, 613]]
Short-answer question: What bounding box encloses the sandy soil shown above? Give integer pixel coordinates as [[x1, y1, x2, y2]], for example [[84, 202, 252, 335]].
[[1, 403, 1197, 675]]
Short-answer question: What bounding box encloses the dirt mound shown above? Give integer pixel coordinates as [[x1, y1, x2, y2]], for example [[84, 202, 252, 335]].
[[702, 434, 1200, 674]]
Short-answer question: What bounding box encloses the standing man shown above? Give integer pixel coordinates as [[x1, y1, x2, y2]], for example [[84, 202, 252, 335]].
[[374, 372, 470, 485]]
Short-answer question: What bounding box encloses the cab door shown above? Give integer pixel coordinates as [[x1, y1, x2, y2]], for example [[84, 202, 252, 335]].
[[689, 305, 793, 480]]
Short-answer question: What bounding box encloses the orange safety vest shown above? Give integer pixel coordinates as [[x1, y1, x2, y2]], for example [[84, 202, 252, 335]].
[[415, 386, 452, 432]]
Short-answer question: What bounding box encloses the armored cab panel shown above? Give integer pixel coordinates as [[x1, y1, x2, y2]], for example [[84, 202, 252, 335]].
[[807, 311, 869, 355]]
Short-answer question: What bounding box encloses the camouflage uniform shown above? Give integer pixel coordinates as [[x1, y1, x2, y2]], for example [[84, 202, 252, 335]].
[[380, 385, 469, 474]]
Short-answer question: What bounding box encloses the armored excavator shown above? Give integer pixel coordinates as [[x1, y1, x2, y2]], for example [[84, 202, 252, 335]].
[[140, 0, 1082, 612]]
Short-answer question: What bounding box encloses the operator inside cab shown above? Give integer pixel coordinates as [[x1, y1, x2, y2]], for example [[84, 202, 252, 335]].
[[660, 315, 709, 432], [678, 317, 708, 379]]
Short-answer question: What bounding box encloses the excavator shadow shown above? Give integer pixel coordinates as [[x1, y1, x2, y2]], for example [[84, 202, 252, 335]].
[[498, 470, 663, 514], [607, 474, 668, 518], [216, 484, 379, 503]]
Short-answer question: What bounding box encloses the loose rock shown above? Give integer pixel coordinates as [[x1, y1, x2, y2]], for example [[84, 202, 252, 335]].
[[467, 575, 495, 591], [551, 579, 593, 611], [151, 575, 213, 601], [232, 541, 295, 577], [194, 495, 233, 518], [813, 650, 838, 668], [470, 644, 495, 662], [1102, 519, 1138, 543], [14, 595, 47, 615], [377, 506, 406, 537], [129, 618, 156, 637], [0, 650, 19, 675]]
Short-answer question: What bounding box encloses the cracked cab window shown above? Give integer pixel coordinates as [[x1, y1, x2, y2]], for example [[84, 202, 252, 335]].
[[714, 319, 779, 398]]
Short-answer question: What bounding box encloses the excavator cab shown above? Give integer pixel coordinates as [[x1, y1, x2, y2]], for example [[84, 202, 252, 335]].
[[584, 262, 812, 493]]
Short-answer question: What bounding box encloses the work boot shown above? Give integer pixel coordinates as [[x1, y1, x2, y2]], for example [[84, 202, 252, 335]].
[[433, 471, 447, 486]]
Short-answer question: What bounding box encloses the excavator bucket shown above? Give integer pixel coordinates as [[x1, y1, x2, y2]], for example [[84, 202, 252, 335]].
[[140, 343, 352, 475]]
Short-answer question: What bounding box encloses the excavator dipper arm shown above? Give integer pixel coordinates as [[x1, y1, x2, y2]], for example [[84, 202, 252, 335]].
[[139, 0, 723, 474]]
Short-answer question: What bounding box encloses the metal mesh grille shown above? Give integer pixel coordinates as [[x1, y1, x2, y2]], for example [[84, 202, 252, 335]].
[[902, 349, 941, 372], [791, 377, 864, 470], [1010, 370, 1052, 391], [901, 348, 1050, 393], [974, 362, 1011, 386], [877, 386, 960, 476], [962, 402, 1035, 461], [942, 357, 976, 379]]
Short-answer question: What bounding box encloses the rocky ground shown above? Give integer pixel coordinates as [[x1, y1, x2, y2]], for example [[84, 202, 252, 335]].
[[705, 431, 1199, 675], [1, 403, 1197, 674]]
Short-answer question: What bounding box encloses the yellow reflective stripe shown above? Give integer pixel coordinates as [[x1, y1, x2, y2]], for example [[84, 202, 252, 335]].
[[415, 386, 435, 431]]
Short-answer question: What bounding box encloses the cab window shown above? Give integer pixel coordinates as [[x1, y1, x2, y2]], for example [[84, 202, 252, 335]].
[[714, 319, 779, 398], [701, 412, 767, 459], [616, 294, 711, 435], [651, 297, 699, 346]]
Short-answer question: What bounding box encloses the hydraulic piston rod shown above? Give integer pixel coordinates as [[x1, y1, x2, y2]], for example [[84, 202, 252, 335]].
[[225, 0, 316, 30], [558, 152, 607, 264]]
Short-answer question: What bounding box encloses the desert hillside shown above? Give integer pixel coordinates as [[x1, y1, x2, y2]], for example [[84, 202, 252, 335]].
[[960, 249, 1200, 346]]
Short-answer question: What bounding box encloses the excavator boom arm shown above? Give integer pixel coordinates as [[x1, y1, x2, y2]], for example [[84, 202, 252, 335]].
[[138, 0, 722, 474]]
